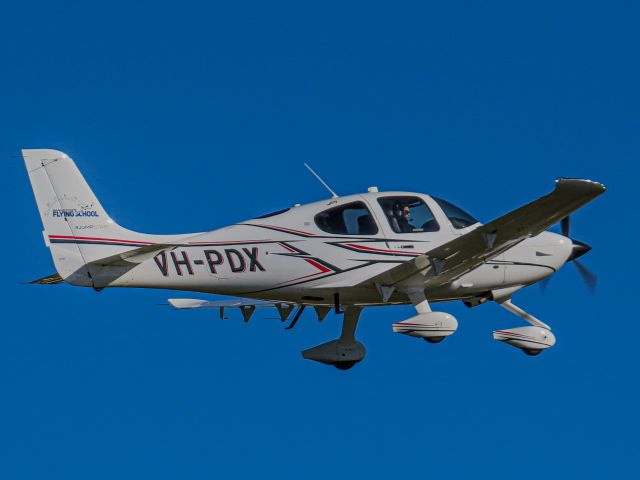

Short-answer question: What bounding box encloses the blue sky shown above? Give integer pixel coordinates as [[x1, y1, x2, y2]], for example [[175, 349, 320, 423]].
[[1, 1, 637, 478]]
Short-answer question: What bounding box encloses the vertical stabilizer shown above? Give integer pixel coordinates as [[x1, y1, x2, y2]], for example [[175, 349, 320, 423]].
[[23, 149, 119, 232], [22, 149, 193, 286], [24, 149, 119, 284]]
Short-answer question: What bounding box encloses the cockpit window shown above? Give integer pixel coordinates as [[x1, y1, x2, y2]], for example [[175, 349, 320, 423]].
[[431, 196, 478, 229], [314, 201, 378, 235], [377, 196, 439, 233]]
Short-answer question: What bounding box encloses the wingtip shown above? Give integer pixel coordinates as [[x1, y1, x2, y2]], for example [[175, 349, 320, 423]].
[[555, 178, 606, 194]]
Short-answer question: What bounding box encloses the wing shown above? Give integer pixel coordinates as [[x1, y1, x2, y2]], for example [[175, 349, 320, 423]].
[[168, 297, 298, 322], [361, 178, 606, 291]]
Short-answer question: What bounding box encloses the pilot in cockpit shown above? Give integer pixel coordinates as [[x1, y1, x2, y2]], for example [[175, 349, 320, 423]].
[[397, 205, 414, 233]]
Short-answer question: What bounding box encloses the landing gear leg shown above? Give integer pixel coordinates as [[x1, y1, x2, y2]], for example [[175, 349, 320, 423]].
[[333, 307, 364, 370], [498, 299, 551, 330], [403, 287, 431, 314], [339, 306, 362, 345]]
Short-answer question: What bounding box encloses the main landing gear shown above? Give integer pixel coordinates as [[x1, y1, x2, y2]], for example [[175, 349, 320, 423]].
[[391, 288, 458, 343], [301, 307, 366, 370], [492, 299, 556, 356]]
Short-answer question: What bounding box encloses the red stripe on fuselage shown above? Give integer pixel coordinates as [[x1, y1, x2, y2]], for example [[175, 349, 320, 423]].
[[304, 258, 332, 273], [49, 235, 278, 247], [186, 239, 272, 245]]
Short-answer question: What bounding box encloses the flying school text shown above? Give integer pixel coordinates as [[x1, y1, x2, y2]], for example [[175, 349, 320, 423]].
[[153, 247, 265, 276]]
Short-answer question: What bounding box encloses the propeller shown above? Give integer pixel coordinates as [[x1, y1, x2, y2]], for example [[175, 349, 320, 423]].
[[573, 259, 597, 292], [539, 276, 551, 293], [561, 216, 570, 237], [540, 215, 597, 293]]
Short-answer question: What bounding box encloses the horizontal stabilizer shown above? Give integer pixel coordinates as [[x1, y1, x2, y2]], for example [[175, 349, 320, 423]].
[[88, 243, 177, 267], [27, 273, 64, 285], [168, 298, 293, 309], [168, 297, 297, 322]]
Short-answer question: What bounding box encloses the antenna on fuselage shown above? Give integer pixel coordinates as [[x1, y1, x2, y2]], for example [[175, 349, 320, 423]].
[[304, 163, 338, 198]]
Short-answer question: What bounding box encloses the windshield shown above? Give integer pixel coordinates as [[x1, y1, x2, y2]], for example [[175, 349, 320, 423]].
[[431, 196, 478, 229]]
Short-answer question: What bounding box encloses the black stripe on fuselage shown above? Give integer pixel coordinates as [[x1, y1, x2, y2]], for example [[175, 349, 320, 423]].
[[486, 260, 557, 272]]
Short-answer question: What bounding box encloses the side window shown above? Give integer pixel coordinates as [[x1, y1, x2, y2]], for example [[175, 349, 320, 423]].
[[314, 201, 378, 235], [377, 196, 439, 233], [431, 196, 478, 229]]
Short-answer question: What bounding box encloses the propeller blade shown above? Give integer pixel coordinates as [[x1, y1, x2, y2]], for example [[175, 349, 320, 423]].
[[561, 216, 570, 237], [539, 277, 551, 293], [573, 259, 597, 292]]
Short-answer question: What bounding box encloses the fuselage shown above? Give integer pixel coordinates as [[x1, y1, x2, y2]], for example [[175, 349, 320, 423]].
[[24, 148, 605, 366], [96, 190, 573, 306]]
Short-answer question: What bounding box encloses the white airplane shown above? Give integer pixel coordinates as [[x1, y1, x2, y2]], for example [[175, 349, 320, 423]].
[[23, 149, 605, 369]]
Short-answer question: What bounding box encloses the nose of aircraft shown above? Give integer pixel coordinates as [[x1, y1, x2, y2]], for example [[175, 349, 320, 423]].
[[567, 239, 592, 261]]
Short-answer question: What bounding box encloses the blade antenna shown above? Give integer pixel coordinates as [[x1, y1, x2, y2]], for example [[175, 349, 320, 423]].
[[304, 163, 338, 198]]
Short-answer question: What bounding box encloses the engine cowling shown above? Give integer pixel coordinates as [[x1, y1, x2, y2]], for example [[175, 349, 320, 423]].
[[301, 339, 366, 369], [493, 326, 556, 356], [392, 312, 458, 342]]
